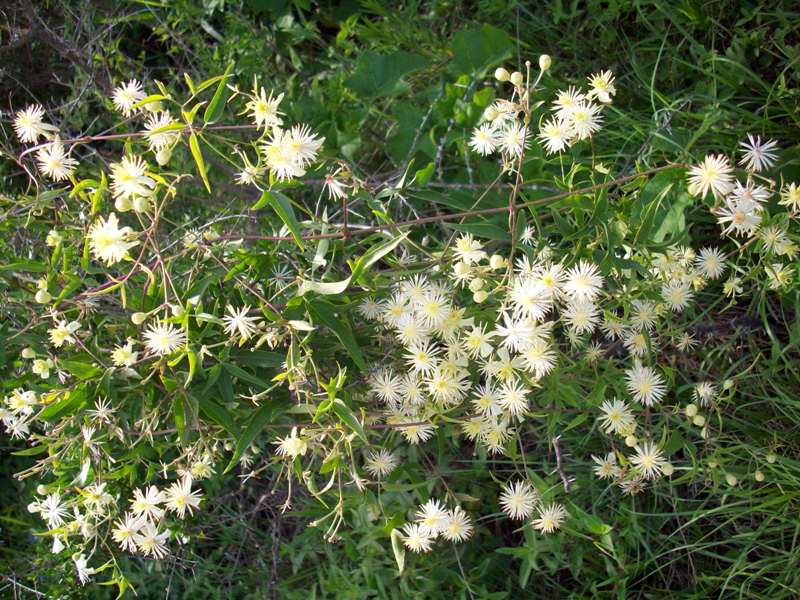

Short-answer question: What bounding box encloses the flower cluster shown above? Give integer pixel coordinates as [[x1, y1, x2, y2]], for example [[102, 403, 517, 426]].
[[401, 499, 474, 552]]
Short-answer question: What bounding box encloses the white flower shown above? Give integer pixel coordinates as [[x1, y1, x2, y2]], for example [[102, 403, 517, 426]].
[[727, 181, 771, 210], [261, 127, 305, 181], [163, 477, 202, 518], [469, 123, 500, 156], [112, 80, 146, 116], [552, 86, 586, 118], [693, 381, 717, 406], [401, 522, 434, 553], [532, 503, 566, 533], [498, 122, 530, 158], [471, 383, 501, 417], [592, 453, 618, 479], [463, 323, 496, 359], [441, 507, 474, 542], [143, 321, 186, 356], [370, 369, 402, 406], [134, 522, 170, 558], [716, 198, 761, 237], [73, 553, 96, 585], [110, 155, 155, 202], [40, 493, 69, 528], [222, 304, 262, 342], [405, 341, 441, 376], [631, 442, 667, 480], [562, 299, 600, 334], [779, 182, 800, 211], [36, 139, 77, 181], [49, 320, 81, 348], [739, 134, 778, 172], [564, 260, 604, 302], [356, 297, 383, 320], [245, 87, 283, 129], [687, 155, 734, 198], [499, 480, 539, 520], [696, 247, 726, 279], [364, 449, 398, 479], [497, 380, 529, 417], [88, 213, 139, 266], [112, 512, 144, 552], [625, 361, 666, 407], [275, 427, 308, 459], [144, 111, 180, 151], [112, 340, 138, 367], [14, 104, 57, 143], [587, 70, 616, 104], [598, 398, 634, 435], [509, 276, 552, 321], [415, 499, 448, 535], [661, 280, 693, 312], [454, 233, 486, 265], [568, 102, 603, 140], [130, 485, 165, 521], [537, 116, 573, 154], [288, 123, 324, 167], [494, 314, 535, 353], [520, 339, 557, 378]]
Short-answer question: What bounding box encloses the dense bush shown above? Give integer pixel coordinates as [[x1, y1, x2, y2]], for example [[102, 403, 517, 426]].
[[1, 1, 799, 598]]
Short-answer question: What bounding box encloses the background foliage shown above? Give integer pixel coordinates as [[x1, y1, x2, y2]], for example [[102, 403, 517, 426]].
[[1, 0, 799, 598]]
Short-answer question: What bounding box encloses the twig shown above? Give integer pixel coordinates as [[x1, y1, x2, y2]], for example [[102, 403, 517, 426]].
[[551, 435, 572, 493]]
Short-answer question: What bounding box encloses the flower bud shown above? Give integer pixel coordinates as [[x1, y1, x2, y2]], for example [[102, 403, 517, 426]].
[[115, 196, 132, 212], [766, 452, 777, 464], [723, 379, 734, 390], [662, 463, 674, 476], [21, 347, 36, 359], [472, 290, 488, 303], [692, 414, 706, 427], [131, 312, 148, 325], [34, 289, 52, 304], [510, 71, 524, 87], [538, 54, 551, 72], [624, 435, 637, 447], [468, 278, 484, 292], [132, 195, 151, 213], [684, 403, 698, 418], [489, 254, 506, 270], [725, 473, 738, 486], [171, 304, 185, 318], [483, 106, 499, 121], [708, 460, 717, 469], [754, 469, 764, 482], [156, 147, 172, 166], [494, 67, 510, 82]]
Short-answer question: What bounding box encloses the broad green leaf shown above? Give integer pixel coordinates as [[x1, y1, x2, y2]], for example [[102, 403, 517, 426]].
[[189, 132, 211, 193], [224, 402, 283, 473], [345, 51, 428, 98], [203, 62, 234, 124], [305, 299, 366, 370], [252, 190, 304, 249], [450, 25, 513, 74], [331, 398, 367, 443]]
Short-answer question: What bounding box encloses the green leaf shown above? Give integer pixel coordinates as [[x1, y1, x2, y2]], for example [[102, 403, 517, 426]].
[[198, 396, 238, 436], [61, 361, 102, 380], [390, 528, 406, 575], [350, 232, 409, 281], [189, 132, 211, 193], [38, 388, 87, 421], [222, 362, 271, 390], [305, 299, 366, 370], [224, 402, 284, 473], [11, 445, 49, 457], [297, 277, 352, 296], [451, 25, 513, 74], [331, 398, 367, 443], [345, 51, 428, 98], [443, 221, 510, 241], [252, 190, 304, 249], [203, 62, 234, 124]]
